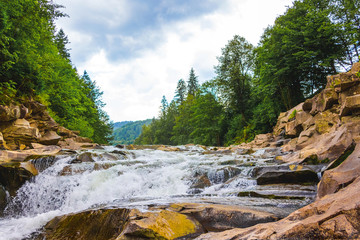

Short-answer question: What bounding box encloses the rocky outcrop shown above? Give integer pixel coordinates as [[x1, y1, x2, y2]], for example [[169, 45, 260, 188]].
[[196, 176, 360, 240], [167, 203, 278, 232], [269, 63, 360, 164], [0, 100, 92, 150], [36, 202, 278, 240], [0, 162, 38, 196], [37, 208, 131, 240]]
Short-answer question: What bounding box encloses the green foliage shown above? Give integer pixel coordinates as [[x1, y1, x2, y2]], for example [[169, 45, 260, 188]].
[[0, 0, 112, 144], [187, 68, 199, 97], [0, 80, 16, 105], [112, 119, 152, 145]]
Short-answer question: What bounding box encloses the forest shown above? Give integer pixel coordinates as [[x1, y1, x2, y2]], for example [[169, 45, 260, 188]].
[[136, 0, 360, 146], [0, 0, 359, 147], [112, 119, 152, 145], [0, 0, 112, 143]]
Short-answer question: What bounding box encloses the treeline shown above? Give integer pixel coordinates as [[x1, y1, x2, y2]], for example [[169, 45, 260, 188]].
[[136, 0, 360, 146], [112, 119, 152, 145], [0, 0, 112, 143]]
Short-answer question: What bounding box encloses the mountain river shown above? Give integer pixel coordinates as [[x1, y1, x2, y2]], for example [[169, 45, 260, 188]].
[[0, 145, 316, 239]]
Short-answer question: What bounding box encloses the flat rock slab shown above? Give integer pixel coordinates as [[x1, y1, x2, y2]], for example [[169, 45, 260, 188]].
[[0, 145, 61, 162], [166, 202, 278, 232], [195, 176, 360, 240]]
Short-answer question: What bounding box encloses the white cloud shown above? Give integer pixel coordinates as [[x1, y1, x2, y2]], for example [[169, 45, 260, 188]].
[[56, 0, 293, 122]]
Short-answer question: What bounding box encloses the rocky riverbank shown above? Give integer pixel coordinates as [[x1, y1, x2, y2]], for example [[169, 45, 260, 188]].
[[1, 63, 360, 239]]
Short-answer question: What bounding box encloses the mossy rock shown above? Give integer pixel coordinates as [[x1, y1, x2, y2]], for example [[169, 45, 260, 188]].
[[39, 208, 131, 240]]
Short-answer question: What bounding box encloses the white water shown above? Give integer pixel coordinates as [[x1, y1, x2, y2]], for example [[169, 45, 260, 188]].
[[0, 146, 312, 240]]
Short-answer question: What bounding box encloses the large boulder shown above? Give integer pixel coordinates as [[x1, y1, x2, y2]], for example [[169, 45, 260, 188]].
[[38, 208, 131, 240], [196, 176, 360, 240], [119, 209, 203, 239], [256, 169, 319, 185], [39, 131, 61, 145], [0, 162, 38, 196], [317, 142, 360, 199], [0, 104, 21, 121], [1, 118, 40, 149], [0, 145, 61, 162], [168, 203, 278, 232]]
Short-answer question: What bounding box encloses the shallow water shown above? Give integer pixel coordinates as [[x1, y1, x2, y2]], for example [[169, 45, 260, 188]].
[[0, 146, 315, 240]]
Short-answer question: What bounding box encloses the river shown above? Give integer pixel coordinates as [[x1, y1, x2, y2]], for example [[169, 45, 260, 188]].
[[0, 145, 316, 239]]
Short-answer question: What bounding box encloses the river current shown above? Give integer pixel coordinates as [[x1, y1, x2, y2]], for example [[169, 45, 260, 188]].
[[0, 145, 315, 240]]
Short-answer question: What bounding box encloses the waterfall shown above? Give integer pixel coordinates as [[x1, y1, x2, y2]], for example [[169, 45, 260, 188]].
[[0, 146, 313, 240]]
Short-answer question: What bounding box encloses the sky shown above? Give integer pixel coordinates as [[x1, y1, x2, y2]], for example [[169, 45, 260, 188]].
[[54, 0, 294, 122]]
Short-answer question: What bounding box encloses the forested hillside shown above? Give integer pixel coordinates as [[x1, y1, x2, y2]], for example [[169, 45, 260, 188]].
[[135, 0, 360, 146], [112, 119, 152, 145], [0, 0, 112, 143]]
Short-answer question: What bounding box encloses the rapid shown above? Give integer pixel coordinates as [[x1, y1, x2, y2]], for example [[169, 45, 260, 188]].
[[0, 145, 315, 240]]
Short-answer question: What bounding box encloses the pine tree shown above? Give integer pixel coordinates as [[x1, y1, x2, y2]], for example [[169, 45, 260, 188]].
[[55, 28, 71, 60], [174, 79, 187, 103], [187, 68, 199, 97]]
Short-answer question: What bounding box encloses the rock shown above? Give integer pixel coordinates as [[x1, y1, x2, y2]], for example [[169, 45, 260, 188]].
[[168, 203, 278, 232], [115, 144, 125, 149], [119, 209, 203, 240], [256, 169, 319, 185], [0, 162, 38, 196], [237, 191, 305, 200], [157, 146, 181, 151], [71, 152, 96, 163], [0, 104, 21, 121], [0, 132, 9, 150], [309, 88, 338, 115], [210, 166, 242, 184], [39, 131, 61, 145], [317, 143, 360, 199], [0, 145, 61, 162], [0, 184, 7, 215], [340, 94, 360, 116], [57, 126, 77, 138], [196, 176, 360, 240], [302, 98, 313, 112], [190, 174, 211, 189], [39, 208, 131, 240], [1, 118, 41, 149]]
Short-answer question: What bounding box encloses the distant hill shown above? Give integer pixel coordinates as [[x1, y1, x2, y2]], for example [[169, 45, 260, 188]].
[[113, 121, 132, 130], [112, 119, 152, 145]]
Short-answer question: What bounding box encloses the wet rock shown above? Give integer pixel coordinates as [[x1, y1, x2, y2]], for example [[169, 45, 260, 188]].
[[211, 167, 242, 184], [237, 191, 306, 200], [196, 176, 360, 240], [119, 209, 203, 240], [115, 144, 125, 149], [0, 162, 38, 196], [190, 174, 211, 189], [157, 145, 181, 151], [256, 169, 319, 185], [168, 203, 278, 232], [0, 184, 7, 215], [30, 155, 57, 172], [39, 130, 61, 145], [38, 208, 131, 240], [71, 152, 96, 163], [317, 143, 360, 199]]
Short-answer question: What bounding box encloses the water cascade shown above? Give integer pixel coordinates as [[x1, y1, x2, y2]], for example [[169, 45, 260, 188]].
[[0, 146, 317, 239]]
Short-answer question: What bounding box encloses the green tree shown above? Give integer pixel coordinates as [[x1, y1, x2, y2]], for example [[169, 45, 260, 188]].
[[174, 79, 187, 103], [189, 91, 223, 146], [187, 68, 199, 97], [55, 28, 71, 60], [213, 35, 255, 117]]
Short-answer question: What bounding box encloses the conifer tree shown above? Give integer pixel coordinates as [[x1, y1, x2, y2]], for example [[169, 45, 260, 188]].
[[174, 79, 187, 103], [187, 68, 199, 97]]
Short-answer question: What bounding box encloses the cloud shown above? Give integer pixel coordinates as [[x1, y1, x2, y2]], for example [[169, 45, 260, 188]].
[[54, 0, 293, 121]]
